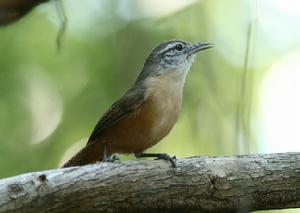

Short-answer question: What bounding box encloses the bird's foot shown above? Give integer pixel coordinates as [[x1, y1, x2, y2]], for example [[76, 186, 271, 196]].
[[135, 153, 176, 168], [102, 154, 120, 163], [154, 154, 176, 168]]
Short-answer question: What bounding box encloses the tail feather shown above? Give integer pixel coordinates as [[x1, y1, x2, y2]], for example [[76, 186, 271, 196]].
[[61, 142, 103, 168]]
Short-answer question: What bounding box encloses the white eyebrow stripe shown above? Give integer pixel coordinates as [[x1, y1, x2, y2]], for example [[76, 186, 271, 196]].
[[156, 43, 178, 55]]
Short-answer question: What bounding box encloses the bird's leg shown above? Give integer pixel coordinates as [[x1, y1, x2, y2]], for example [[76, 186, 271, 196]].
[[135, 153, 176, 168], [102, 143, 109, 162], [102, 143, 120, 162]]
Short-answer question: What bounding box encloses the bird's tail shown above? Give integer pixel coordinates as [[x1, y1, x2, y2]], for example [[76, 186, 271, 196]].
[[61, 142, 104, 168]]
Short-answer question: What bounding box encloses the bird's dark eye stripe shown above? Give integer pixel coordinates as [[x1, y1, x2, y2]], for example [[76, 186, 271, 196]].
[[158, 43, 185, 55], [175, 44, 183, 51], [166, 44, 184, 52], [167, 43, 183, 52]]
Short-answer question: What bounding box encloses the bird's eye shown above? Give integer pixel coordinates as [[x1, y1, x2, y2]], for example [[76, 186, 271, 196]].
[[175, 44, 183, 51]]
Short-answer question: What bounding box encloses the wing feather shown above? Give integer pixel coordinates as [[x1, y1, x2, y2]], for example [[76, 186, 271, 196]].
[[87, 88, 146, 144]]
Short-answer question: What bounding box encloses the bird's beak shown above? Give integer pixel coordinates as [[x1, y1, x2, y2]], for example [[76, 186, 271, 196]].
[[186, 42, 213, 56]]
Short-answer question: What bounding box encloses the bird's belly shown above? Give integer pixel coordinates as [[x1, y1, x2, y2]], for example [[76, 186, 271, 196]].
[[103, 93, 181, 154]]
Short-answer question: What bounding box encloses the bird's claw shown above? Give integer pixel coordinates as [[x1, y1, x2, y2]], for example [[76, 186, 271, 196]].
[[102, 154, 120, 163], [155, 154, 176, 168], [110, 154, 120, 162]]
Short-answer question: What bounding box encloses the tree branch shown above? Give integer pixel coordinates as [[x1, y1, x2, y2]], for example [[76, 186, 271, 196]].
[[0, 152, 299, 212]]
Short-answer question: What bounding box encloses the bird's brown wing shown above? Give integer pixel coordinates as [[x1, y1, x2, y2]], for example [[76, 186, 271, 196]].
[[87, 88, 146, 144]]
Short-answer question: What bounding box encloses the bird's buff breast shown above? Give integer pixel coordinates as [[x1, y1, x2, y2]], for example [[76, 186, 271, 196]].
[[143, 74, 184, 143], [104, 72, 184, 155]]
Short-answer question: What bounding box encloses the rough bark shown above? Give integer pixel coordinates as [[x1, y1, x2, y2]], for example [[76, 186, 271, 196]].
[[0, 152, 299, 213]]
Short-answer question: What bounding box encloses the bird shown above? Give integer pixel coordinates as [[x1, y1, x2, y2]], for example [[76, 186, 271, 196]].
[[62, 39, 213, 168]]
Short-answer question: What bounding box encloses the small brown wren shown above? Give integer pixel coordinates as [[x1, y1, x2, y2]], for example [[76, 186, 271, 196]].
[[62, 39, 212, 168]]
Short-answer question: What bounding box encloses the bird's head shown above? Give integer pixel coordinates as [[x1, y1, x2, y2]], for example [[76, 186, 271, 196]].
[[137, 40, 213, 82]]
